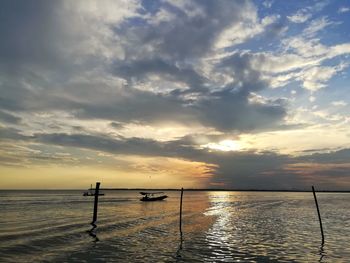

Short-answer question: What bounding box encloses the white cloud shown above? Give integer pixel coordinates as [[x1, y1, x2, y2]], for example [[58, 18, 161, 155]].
[[338, 7, 350, 13], [313, 110, 345, 122], [329, 43, 350, 57], [303, 17, 335, 37], [331, 101, 347, 107], [287, 9, 312, 23], [282, 37, 328, 58], [299, 63, 348, 91], [56, 0, 143, 61], [263, 1, 273, 9], [286, 1, 329, 24], [215, 10, 280, 49], [309, 96, 316, 102], [62, 0, 141, 24]]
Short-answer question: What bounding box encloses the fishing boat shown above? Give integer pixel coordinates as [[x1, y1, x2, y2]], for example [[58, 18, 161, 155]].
[[140, 191, 168, 201], [83, 191, 105, 196], [83, 185, 105, 196]]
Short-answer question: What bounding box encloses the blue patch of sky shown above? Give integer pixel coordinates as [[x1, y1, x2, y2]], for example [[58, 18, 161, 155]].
[[323, 71, 350, 95], [244, 1, 350, 117], [322, 56, 348, 68], [226, 33, 282, 54], [316, 86, 350, 114], [140, 0, 161, 15], [119, 0, 164, 27], [260, 80, 304, 99], [255, 0, 312, 18]]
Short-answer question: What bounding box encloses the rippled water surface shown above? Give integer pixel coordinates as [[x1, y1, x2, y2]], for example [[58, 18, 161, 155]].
[[1, 190, 350, 262]]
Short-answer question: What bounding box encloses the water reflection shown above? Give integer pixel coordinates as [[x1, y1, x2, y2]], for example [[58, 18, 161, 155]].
[[87, 222, 99, 242], [2, 190, 350, 262], [203, 192, 294, 262], [175, 235, 183, 261], [319, 244, 326, 262], [204, 192, 237, 261]]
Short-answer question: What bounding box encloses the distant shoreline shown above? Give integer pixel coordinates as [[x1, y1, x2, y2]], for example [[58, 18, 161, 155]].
[[1, 188, 350, 193], [102, 188, 350, 193]]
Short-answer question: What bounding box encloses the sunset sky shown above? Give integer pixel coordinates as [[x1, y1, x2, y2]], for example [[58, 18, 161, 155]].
[[1, 0, 350, 190]]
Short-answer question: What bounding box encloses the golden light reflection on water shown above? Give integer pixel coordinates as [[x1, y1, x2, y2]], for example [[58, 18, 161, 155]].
[[201, 191, 333, 262], [204, 192, 239, 259]]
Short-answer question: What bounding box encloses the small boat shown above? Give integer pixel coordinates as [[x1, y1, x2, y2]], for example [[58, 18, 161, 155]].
[[140, 191, 168, 201], [83, 184, 105, 196], [83, 191, 105, 196]]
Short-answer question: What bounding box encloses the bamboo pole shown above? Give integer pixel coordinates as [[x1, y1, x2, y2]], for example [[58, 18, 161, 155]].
[[92, 182, 101, 224], [312, 185, 324, 245], [179, 188, 183, 236]]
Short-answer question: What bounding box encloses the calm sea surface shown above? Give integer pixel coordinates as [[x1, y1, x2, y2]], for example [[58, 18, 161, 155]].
[[0, 190, 349, 262]]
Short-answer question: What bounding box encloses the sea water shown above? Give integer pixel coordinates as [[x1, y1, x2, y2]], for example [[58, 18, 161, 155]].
[[0, 190, 349, 262]]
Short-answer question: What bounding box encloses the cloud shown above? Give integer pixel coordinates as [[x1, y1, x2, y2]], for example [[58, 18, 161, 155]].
[[338, 7, 350, 13], [0, 0, 289, 134], [1, 0, 350, 189], [287, 9, 312, 23], [302, 17, 335, 37], [331, 101, 347, 107], [286, 0, 330, 25], [2, 121, 350, 190], [123, 0, 255, 60], [0, 126, 30, 141], [299, 63, 348, 91], [262, 1, 273, 9], [0, 111, 21, 124], [215, 13, 281, 49], [33, 131, 350, 189]]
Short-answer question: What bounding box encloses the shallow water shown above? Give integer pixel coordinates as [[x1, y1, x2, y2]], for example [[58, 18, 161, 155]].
[[0, 190, 349, 262]]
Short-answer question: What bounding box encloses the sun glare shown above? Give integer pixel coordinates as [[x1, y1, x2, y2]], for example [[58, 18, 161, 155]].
[[204, 140, 241, 152]]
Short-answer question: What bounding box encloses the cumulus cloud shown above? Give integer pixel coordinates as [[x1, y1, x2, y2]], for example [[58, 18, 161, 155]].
[[0, 0, 289, 134], [299, 63, 348, 91]]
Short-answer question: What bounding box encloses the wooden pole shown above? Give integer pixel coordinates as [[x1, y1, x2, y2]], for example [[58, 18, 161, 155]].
[[312, 186, 324, 245], [179, 188, 183, 236], [92, 182, 101, 224]]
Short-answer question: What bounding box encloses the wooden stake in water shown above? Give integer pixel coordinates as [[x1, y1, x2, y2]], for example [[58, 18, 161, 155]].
[[312, 185, 324, 245], [92, 182, 101, 224], [179, 188, 183, 236]]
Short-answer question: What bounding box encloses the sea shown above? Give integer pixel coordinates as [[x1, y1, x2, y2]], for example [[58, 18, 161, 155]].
[[0, 190, 349, 262]]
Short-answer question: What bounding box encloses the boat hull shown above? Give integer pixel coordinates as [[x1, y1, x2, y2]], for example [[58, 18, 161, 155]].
[[140, 195, 168, 201], [83, 193, 105, 196]]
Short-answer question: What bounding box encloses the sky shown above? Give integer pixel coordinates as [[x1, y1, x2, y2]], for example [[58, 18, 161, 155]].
[[1, 0, 350, 190]]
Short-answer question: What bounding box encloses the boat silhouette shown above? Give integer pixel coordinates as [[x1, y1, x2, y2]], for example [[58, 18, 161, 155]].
[[140, 191, 168, 201]]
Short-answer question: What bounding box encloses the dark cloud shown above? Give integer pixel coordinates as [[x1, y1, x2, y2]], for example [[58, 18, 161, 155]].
[[113, 57, 206, 90], [126, 0, 252, 60], [0, 0, 288, 134], [1, 120, 350, 189], [297, 148, 350, 164], [34, 133, 172, 157], [0, 0, 66, 70], [28, 131, 350, 189], [0, 110, 21, 124], [0, 126, 30, 141], [193, 88, 286, 131], [110, 122, 124, 129]]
